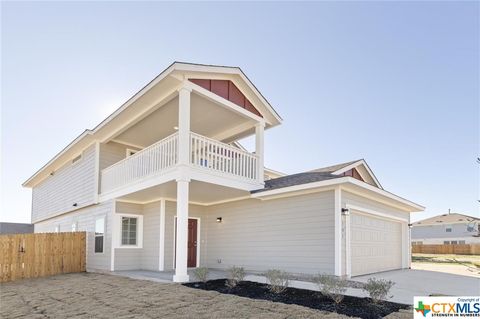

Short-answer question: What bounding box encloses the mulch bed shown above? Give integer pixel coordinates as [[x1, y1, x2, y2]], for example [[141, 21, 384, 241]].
[[184, 279, 408, 319]]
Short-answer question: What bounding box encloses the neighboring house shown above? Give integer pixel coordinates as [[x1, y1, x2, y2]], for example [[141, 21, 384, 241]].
[[412, 213, 480, 245], [0, 222, 34, 234], [22, 62, 424, 281]]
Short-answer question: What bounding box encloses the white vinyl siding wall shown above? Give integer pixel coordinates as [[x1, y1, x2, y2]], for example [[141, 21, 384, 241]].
[[204, 191, 335, 274], [32, 144, 97, 223], [34, 200, 114, 271]]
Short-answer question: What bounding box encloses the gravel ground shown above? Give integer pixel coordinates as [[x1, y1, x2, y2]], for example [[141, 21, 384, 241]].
[[0, 273, 411, 319]]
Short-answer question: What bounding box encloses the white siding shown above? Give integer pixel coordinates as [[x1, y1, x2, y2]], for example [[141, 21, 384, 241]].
[[34, 200, 114, 271], [32, 144, 97, 223], [99, 142, 140, 171], [203, 191, 335, 275]]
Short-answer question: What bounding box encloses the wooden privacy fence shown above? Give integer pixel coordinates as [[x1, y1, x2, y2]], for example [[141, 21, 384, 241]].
[[0, 232, 86, 283], [412, 243, 480, 255]]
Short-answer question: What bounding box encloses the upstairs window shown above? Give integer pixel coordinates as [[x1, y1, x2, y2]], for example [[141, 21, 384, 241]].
[[445, 225, 452, 233]]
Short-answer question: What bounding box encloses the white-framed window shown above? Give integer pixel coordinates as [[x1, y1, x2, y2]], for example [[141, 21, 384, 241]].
[[122, 217, 137, 246], [71, 221, 78, 232], [126, 149, 137, 157], [54, 225, 60, 233], [459, 240, 466, 245], [95, 217, 105, 254], [71, 154, 82, 165], [115, 214, 143, 248], [445, 225, 452, 232], [444, 241, 450, 245], [451, 240, 458, 245]]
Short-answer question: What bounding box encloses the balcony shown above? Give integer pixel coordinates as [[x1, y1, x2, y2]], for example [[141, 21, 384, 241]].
[[100, 132, 260, 195]]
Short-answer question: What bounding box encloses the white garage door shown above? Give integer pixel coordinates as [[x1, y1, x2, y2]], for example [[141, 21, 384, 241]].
[[351, 212, 403, 276]]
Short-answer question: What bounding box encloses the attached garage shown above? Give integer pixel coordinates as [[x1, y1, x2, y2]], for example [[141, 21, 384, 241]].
[[349, 211, 404, 276]]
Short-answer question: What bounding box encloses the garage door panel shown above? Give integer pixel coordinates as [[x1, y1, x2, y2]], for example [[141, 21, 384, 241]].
[[351, 211, 403, 276]]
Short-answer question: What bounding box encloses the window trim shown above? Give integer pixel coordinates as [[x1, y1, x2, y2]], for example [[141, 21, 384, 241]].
[[445, 225, 453, 232], [94, 216, 106, 254], [115, 213, 143, 249]]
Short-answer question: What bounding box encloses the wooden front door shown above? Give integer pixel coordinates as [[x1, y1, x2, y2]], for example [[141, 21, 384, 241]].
[[187, 219, 198, 267]]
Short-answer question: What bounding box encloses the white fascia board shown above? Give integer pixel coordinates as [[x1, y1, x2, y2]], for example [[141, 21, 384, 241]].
[[251, 176, 424, 212], [332, 159, 383, 189], [346, 177, 425, 211]]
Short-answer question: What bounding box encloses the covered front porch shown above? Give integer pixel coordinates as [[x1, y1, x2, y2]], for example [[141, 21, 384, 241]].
[[110, 178, 252, 282]]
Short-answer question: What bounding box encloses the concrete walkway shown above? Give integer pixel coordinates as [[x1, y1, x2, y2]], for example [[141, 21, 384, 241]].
[[351, 269, 480, 305], [107, 268, 479, 305]]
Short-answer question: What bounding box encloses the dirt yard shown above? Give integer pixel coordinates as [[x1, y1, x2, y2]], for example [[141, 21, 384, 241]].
[[412, 253, 480, 277], [0, 273, 411, 319]]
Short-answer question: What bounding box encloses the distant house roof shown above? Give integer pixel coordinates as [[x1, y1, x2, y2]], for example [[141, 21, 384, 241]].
[[0, 222, 34, 234], [413, 213, 479, 226]]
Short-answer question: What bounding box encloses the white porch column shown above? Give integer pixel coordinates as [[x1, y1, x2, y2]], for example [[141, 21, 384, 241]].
[[173, 178, 190, 282], [178, 86, 191, 167], [255, 122, 265, 182]]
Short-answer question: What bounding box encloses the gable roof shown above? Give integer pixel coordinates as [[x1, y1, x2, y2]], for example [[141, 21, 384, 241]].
[[309, 160, 361, 174], [413, 213, 479, 226], [23, 62, 282, 188], [251, 171, 341, 193], [254, 159, 377, 194]]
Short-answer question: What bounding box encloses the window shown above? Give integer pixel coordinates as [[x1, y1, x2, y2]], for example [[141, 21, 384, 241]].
[[126, 149, 137, 157], [413, 241, 423, 245], [445, 225, 452, 232], [451, 240, 458, 245], [95, 217, 105, 253], [54, 225, 60, 233], [459, 240, 466, 245], [444, 241, 450, 245], [121, 217, 137, 246], [71, 222, 78, 232], [71, 154, 82, 165]]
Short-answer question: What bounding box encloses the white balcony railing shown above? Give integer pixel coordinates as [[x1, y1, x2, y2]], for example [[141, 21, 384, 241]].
[[101, 133, 179, 193], [100, 131, 259, 194], [190, 132, 258, 181]]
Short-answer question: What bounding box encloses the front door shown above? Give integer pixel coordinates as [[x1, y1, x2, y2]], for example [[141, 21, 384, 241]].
[[187, 219, 198, 267]]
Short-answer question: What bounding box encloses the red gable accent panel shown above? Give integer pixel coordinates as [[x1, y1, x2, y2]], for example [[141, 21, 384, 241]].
[[342, 168, 365, 183], [190, 79, 262, 117]]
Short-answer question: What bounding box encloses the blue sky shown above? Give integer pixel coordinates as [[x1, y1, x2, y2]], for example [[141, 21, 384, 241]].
[[1, 1, 478, 223]]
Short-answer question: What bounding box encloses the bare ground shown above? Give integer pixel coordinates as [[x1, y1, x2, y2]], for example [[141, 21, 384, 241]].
[[0, 273, 411, 319]]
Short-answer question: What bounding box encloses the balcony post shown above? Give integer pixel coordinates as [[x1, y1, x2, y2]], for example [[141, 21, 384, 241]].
[[173, 178, 190, 282], [178, 86, 192, 167], [255, 121, 265, 183]]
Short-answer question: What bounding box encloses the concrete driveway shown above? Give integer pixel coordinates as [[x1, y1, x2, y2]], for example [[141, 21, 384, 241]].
[[352, 269, 480, 305]]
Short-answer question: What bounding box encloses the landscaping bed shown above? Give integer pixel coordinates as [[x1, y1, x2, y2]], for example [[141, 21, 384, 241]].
[[184, 279, 409, 319]]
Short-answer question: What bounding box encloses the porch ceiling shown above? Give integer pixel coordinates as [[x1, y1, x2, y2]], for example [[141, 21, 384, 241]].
[[112, 93, 255, 148], [117, 180, 249, 205]]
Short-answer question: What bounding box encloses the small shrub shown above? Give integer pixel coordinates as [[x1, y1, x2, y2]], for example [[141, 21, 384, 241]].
[[265, 269, 289, 294], [226, 266, 245, 289], [193, 267, 209, 284], [315, 274, 348, 304], [363, 278, 395, 303]]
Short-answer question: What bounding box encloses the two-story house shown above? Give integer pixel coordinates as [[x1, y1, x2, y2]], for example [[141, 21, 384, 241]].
[[23, 62, 424, 281], [412, 213, 479, 245]]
